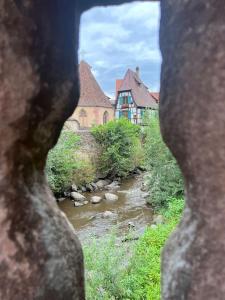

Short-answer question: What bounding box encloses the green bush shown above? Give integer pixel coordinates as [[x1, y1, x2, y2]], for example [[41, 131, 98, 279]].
[[143, 114, 184, 209], [46, 130, 81, 194], [83, 198, 184, 300], [91, 118, 143, 178]]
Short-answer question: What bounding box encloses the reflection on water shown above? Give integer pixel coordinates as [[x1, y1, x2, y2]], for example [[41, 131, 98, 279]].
[[58, 175, 153, 242]]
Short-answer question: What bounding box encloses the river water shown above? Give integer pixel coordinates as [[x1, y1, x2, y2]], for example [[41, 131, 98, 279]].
[[58, 174, 153, 242]]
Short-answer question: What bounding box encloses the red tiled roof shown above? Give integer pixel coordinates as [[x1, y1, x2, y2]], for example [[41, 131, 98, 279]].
[[150, 92, 160, 103], [115, 79, 123, 97], [118, 69, 158, 109], [78, 60, 112, 108]]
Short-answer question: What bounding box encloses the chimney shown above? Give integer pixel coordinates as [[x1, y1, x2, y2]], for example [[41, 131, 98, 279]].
[[136, 66, 140, 77]]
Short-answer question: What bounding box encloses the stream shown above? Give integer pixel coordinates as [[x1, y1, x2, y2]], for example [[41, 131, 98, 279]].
[[58, 174, 153, 242]]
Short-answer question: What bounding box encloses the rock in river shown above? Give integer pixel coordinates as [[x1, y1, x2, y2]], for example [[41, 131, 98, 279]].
[[71, 192, 86, 202], [90, 196, 102, 204], [96, 180, 110, 189], [105, 193, 118, 201], [74, 201, 84, 207]]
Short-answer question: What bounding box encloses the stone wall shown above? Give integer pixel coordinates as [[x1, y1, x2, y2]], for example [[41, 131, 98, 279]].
[[1, 0, 225, 299]]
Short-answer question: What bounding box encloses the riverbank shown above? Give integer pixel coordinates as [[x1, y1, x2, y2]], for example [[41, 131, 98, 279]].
[[84, 197, 184, 300], [58, 173, 153, 242]]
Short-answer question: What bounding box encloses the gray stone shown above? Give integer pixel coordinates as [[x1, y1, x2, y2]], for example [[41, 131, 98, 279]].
[[83, 201, 89, 205], [64, 191, 71, 198], [71, 192, 86, 202], [81, 186, 87, 192], [104, 193, 119, 201], [74, 202, 84, 207], [71, 184, 78, 192], [105, 181, 120, 190], [90, 196, 102, 204], [96, 180, 110, 189], [86, 183, 94, 192], [90, 182, 98, 191]]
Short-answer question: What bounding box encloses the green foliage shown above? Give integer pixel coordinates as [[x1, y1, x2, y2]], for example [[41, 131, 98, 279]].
[[91, 118, 143, 178], [46, 129, 96, 195], [143, 114, 184, 209], [46, 130, 81, 194], [84, 198, 184, 300]]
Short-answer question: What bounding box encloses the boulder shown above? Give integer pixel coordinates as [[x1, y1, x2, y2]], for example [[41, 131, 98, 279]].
[[74, 202, 84, 207], [105, 181, 120, 190], [64, 191, 71, 198], [90, 182, 98, 191], [81, 186, 87, 192], [153, 215, 164, 225], [71, 192, 86, 202], [83, 201, 89, 205], [96, 179, 110, 189], [71, 184, 78, 192], [86, 183, 94, 192], [90, 196, 102, 204], [105, 193, 119, 201]]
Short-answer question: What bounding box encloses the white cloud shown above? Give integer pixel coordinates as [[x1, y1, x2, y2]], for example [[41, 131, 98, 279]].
[[79, 1, 161, 95]]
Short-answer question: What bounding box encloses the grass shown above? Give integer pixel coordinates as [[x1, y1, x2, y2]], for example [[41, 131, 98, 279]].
[[83, 198, 184, 300]]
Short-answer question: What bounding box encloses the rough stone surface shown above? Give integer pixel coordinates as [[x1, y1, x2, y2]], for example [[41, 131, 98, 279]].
[[105, 193, 119, 202], [90, 196, 102, 204], [96, 180, 110, 189], [160, 1, 225, 299], [71, 192, 86, 202], [0, 1, 85, 299]]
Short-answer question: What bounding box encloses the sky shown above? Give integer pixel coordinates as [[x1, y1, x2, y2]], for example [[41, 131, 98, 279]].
[[79, 1, 161, 99]]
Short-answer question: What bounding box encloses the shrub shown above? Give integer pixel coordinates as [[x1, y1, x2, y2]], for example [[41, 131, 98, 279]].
[[83, 198, 184, 300], [46, 130, 81, 194], [91, 118, 143, 178], [143, 114, 184, 209]]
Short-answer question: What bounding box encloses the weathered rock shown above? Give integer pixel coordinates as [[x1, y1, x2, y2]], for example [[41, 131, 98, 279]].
[[96, 180, 110, 189], [90, 182, 98, 191], [105, 193, 119, 201], [64, 191, 71, 198], [71, 192, 86, 202], [71, 184, 78, 192], [83, 201, 89, 205], [74, 202, 84, 207], [81, 186, 87, 192], [86, 183, 94, 192], [90, 196, 102, 204], [153, 215, 164, 225], [105, 181, 120, 190]]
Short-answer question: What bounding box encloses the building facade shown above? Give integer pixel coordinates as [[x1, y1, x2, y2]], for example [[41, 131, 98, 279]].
[[67, 60, 114, 131], [115, 67, 158, 124]]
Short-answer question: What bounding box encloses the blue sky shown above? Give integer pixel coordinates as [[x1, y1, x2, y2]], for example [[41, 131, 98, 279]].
[[79, 2, 161, 99]]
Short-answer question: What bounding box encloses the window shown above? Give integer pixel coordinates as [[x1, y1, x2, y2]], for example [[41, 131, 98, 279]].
[[103, 111, 109, 124]]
